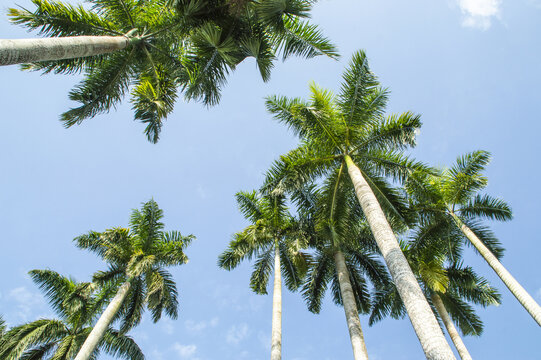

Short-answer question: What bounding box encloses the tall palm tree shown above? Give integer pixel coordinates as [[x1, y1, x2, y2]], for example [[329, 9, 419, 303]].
[[218, 190, 310, 360], [406, 150, 541, 326], [295, 178, 391, 360], [72, 199, 193, 360], [2, 0, 338, 142], [263, 50, 456, 359], [370, 232, 501, 360], [0, 269, 144, 360]]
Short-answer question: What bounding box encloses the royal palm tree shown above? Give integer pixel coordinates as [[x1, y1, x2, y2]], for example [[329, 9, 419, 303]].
[[2, 0, 338, 142], [406, 150, 541, 326], [0, 269, 144, 360], [370, 231, 501, 360], [218, 190, 310, 360], [263, 50, 456, 359], [73, 199, 193, 360], [295, 178, 391, 360]]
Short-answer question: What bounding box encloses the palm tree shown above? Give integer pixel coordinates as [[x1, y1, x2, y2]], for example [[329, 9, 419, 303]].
[[218, 190, 310, 360], [406, 150, 541, 326], [263, 50, 456, 359], [0, 269, 144, 360], [72, 199, 193, 360], [3, 0, 338, 142], [370, 231, 501, 360], [295, 178, 391, 360]]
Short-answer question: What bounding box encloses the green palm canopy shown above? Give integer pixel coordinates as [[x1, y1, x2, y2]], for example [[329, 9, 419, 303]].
[[262, 50, 457, 359], [0, 270, 144, 360], [405, 150, 541, 326], [73, 199, 194, 360], [4, 0, 338, 142]]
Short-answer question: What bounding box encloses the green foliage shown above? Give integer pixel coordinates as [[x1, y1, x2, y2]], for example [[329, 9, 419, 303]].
[[0, 270, 143, 360], [74, 199, 193, 332], [295, 179, 391, 315], [9, 0, 338, 142], [369, 235, 501, 337], [405, 150, 512, 260], [218, 190, 311, 295]]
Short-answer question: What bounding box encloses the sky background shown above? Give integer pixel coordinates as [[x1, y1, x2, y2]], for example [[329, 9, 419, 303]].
[[1, 0, 540, 359]]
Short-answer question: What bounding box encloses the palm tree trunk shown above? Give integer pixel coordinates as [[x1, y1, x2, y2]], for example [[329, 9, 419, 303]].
[[271, 247, 282, 360], [0, 36, 129, 66], [451, 213, 541, 326], [74, 279, 132, 360], [334, 250, 369, 360], [344, 155, 456, 360], [431, 293, 473, 360]]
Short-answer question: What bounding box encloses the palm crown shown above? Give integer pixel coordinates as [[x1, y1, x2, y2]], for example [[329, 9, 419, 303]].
[[370, 237, 500, 337], [264, 50, 423, 221], [75, 199, 194, 331], [218, 190, 310, 293], [406, 150, 512, 257], [296, 180, 390, 315], [0, 270, 143, 360], [9, 0, 338, 142]]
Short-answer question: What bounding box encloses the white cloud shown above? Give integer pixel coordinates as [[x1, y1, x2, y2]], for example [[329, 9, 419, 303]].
[[172, 343, 198, 359], [226, 323, 250, 345], [184, 317, 219, 333], [457, 0, 502, 30], [8, 287, 44, 321]]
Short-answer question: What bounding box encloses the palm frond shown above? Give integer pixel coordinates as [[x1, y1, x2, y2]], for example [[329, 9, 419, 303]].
[[61, 48, 137, 127], [8, 0, 120, 37], [249, 246, 275, 295], [458, 194, 513, 222]]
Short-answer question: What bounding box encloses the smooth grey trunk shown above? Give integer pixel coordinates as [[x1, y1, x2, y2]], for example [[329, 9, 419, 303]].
[[74, 280, 132, 360], [271, 247, 282, 360], [0, 36, 129, 66], [451, 213, 541, 326], [334, 250, 369, 360], [344, 155, 456, 360], [431, 293, 473, 360]]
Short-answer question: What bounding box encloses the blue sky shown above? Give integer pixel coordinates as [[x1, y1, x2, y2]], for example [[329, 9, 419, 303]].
[[1, 0, 540, 359]]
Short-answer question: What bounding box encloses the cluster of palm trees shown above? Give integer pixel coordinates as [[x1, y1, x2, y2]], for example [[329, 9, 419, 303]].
[[218, 52, 541, 360], [0, 200, 194, 359], [0, 0, 539, 359]]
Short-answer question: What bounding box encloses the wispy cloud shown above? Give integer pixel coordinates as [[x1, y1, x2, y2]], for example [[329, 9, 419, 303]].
[[456, 0, 502, 30], [172, 343, 198, 359], [7, 287, 45, 321], [226, 323, 250, 345], [185, 317, 219, 333]]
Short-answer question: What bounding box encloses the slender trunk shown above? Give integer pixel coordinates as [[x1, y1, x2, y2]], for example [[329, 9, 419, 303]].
[[344, 155, 456, 360], [74, 280, 132, 360], [271, 247, 282, 360], [431, 293, 473, 360], [334, 250, 369, 360], [0, 36, 129, 66], [451, 213, 541, 326]]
